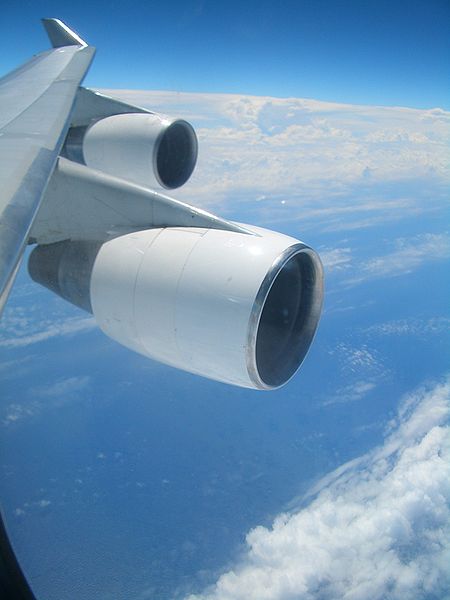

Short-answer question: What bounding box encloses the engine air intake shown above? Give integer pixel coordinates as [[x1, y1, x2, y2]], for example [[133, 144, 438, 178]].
[[156, 121, 198, 189], [252, 247, 320, 389]]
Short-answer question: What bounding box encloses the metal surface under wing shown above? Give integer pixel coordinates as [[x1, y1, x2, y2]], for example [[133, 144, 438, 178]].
[[31, 158, 250, 244], [0, 20, 95, 311]]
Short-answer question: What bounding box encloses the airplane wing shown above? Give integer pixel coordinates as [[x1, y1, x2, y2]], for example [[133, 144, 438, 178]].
[[0, 19, 95, 311]]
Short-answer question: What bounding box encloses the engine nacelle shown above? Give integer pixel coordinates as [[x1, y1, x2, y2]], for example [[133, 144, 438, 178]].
[[65, 113, 198, 190], [29, 226, 323, 390]]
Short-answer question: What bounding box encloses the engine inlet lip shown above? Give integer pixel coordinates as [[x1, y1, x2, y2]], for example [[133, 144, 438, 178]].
[[153, 119, 198, 189], [246, 243, 324, 390]]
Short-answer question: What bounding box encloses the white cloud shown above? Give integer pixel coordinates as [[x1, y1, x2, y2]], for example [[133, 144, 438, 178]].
[[329, 343, 384, 375], [364, 317, 450, 338], [37, 499, 51, 508], [2, 375, 91, 425], [13, 498, 52, 518], [186, 379, 450, 600], [0, 356, 33, 374], [320, 247, 352, 272], [33, 375, 91, 398], [345, 232, 450, 285], [322, 379, 377, 406], [100, 90, 450, 224], [0, 314, 96, 348], [322, 344, 387, 406]]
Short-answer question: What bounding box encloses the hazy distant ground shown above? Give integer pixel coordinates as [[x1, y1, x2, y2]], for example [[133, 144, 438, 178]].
[[0, 92, 449, 600]]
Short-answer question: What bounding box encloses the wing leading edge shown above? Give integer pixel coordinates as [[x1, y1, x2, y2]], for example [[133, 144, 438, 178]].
[[0, 20, 95, 311]]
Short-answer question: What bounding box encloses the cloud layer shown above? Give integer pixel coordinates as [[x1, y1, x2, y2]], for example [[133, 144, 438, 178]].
[[320, 231, 450, 288], [0, 299, 95, 349], [2, 375, 91, 425], [101, 90, 450, 222], [187, 380, 450, 600], [364, 317, 450, 338], [344, 232, 450, 285]]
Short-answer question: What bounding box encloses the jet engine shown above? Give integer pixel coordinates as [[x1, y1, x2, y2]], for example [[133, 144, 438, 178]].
[[64, 112, 198, 189], [29, 225, 323, 390]]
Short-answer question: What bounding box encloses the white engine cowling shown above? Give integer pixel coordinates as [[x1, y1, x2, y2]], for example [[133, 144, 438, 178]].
[[92, 225, 322, 389], [79, 113, 198, 189], [28, 226, 323, 389]]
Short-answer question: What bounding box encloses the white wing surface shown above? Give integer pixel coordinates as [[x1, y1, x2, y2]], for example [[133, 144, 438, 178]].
[[0, 19, 95, 310]]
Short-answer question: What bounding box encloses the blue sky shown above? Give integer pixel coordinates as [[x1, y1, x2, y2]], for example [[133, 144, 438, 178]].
[[1, 0, 449, 109]]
